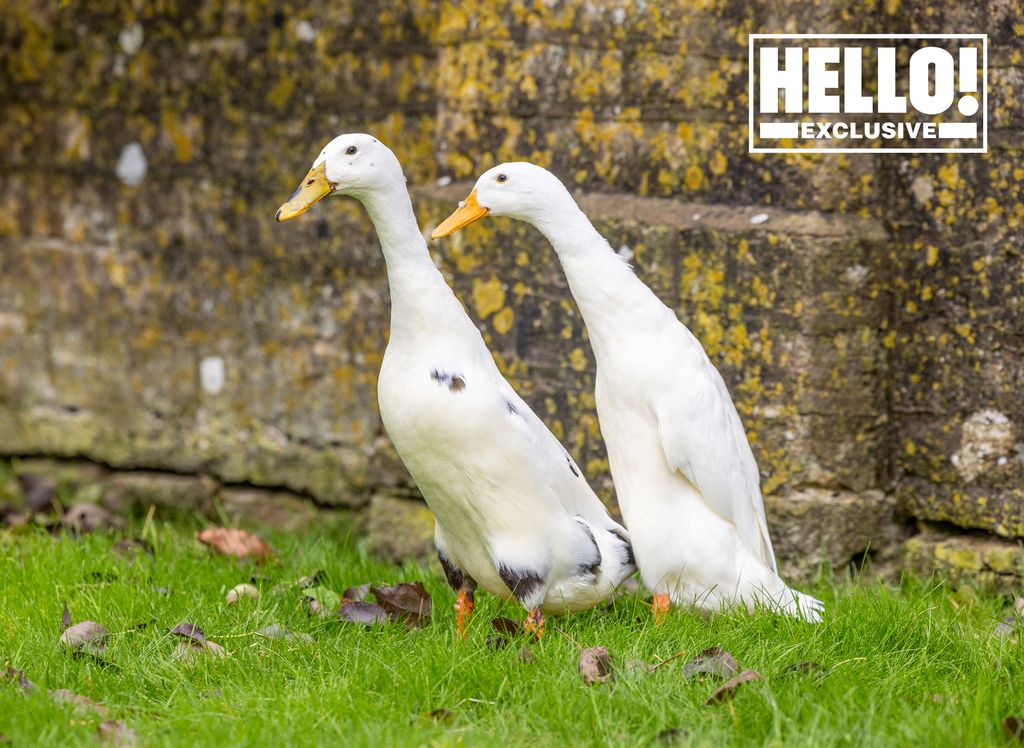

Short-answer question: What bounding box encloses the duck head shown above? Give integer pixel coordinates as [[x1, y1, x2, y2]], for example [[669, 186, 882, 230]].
[[431, 162, 571, 238], [276, 133, 405, 221]]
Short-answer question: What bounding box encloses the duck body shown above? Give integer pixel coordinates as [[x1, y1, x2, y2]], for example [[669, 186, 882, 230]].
[[277, 136, 634, 627], [378, 316, 632, 614], [433, 163, 822, 622]]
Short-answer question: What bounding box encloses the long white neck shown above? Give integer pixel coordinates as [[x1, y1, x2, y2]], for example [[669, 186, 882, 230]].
[[527, 193, 665, 356], [359, 182, 469, 342]]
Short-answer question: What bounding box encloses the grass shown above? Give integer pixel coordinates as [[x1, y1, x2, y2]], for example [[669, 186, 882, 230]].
[[0, 521, 1021, 747]]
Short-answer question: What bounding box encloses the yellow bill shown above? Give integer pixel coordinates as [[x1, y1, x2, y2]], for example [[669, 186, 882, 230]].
[[431, 188, 489, 238], [276, 162, 334, 222]]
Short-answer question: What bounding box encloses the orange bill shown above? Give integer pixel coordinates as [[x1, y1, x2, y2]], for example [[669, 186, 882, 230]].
[[276, 162, 333, 222], [431, 188, 489, 238]]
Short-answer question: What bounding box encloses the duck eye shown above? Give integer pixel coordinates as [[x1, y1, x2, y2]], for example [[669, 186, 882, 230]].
[[496, 174, 507, 183], [346, 146, 357, 155]]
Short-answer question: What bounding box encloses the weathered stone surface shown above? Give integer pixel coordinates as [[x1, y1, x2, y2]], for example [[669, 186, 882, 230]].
[[218, 487, 346, 534], [1, 0, 1022, 578], [765, 489, 909, 580], [102, 473, 218, 513], [903, 525, 1024, 594], [364, 494, 435, 563]]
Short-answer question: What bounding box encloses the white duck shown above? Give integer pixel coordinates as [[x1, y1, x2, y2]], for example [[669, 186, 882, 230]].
[[432, 163, 823, 623], [276, 137, 635, 637]]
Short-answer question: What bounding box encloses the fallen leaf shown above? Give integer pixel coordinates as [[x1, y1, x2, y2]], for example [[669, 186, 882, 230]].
[[296, 571, 324, 589], [61, 603, 71, 632], [704, 669, 763, 705], [62, 503, 116, 534], [371, 582, 432, 626], [49, 688, 109, 716], [578, 646, 613, 684], [226, 583, 260, 605], [683, 647, 739, 679], [112, 538, 153, 560], [174, 640, 226, 664], [486, 635, 507, 651], [342, 583, 372, 602], [303, 586, 341, 613], [2, 667, 37, 693], [491, 617, 521, 636], [339, 601, 389, 626], [1005, 716, 1024, 742], [256, 624, 314, 644], [783, 660, 830, 679], [97, 719, 137, 746], [517, 646, 537, 664], [60, 621, 108, 657], [195, 527, 272, 562], [16, 474, 56, 512], [169, 623, 205, 643]]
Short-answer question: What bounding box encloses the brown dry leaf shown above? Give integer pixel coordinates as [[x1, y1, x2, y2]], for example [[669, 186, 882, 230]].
[[579, 646, 613, 684], [342, 583, 372, 602], [371, 582, 432, 626], [683, 647, 739, 679], [60, 621, 108, 657], [62, 503, 117, 534], [486, 635, 507, 651], [2, 667, 37, 694], [174, 640, 226, 665], [704, 669, 763, 705], [195, 527, 272, 562], [1005, 716, 1024, 743], [50, 688, 109, 716], [226, 584, 260, 605], [783, 660, 831, 680], [491, 617, 521, 636], [169, 623, 205, 643], [97, 719, 138, 746], [338, 601, 389, 626]]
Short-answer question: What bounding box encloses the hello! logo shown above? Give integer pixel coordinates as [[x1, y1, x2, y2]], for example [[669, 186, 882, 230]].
[[749, 34, 987, 153]]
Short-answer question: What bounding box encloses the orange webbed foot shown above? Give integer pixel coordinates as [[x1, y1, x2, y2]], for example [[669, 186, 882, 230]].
[[522, 608, 545, 640], [652, 594, 671, 626], [455, 589, 475, 639]]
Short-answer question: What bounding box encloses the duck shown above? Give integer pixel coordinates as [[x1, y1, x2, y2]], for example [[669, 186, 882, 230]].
[[276, 137, 636, 638], [431, 163, 823, 623]]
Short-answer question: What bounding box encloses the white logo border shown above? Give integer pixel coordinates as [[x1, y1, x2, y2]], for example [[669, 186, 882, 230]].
[[747, 33, 989, 154]]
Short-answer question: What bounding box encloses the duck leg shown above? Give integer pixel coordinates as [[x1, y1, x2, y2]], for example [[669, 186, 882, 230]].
[[498, 565, 547, 640], [438, 551, 477, 638], [652, 594, 671, 625]]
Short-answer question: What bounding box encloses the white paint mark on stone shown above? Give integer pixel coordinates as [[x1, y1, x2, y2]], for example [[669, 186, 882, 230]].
[[115, 143, 147, 186], [749, 212, 769, 225], [952, 409, 1015, 482], [119, 23, 144, 55], [843, 264, 869, 285], [295, 20, 317, 42], [200, 356, 226, 395], [911, 175, 934, 205]]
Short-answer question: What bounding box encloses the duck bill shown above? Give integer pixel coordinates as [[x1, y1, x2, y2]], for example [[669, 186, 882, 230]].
[[431, 189, 489, 238], [276, 163, 334, 222]]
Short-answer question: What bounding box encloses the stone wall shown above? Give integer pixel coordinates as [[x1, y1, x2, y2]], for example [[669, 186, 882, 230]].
[[1, 0, 1022, 584]]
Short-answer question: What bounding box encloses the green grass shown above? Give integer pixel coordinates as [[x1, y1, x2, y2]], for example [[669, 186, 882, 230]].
[[0, 523, 1021, 747]]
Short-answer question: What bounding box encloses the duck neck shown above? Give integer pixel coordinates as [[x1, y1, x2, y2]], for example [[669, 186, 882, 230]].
[[360, 184, 463, 341], [530, 198, 656, 352]]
